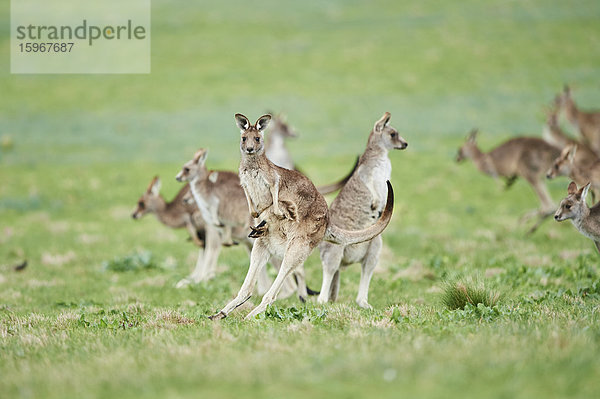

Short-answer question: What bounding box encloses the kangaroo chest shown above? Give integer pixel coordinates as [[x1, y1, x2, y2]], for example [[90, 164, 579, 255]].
[[190, 177, 218, 225], [239, 168, 273, 212], [362, 157, 391, 198]]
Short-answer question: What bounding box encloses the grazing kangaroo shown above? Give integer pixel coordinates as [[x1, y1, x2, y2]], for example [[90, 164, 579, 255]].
[[456, 129, 560, 233], [209, 113, 394, 321], [318, 112, 407, 309], [547, 145, 600, 202], [175, 149, 306, 299], [555, 85, 600, 155], [555, 181, 600, 254], [132, 176, 205, 247]]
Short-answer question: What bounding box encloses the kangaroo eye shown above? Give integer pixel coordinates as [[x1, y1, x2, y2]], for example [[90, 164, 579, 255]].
[[255, 137, 260, 143], [183, 167, 190, 173], [565, 204, 571, 210], [138, 201, 145, 209], [390, 133, 396, 138], [242, 137, 247, 142]]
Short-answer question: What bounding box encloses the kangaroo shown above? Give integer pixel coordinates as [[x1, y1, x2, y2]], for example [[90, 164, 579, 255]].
[[266, 112, 357, 194], [555, 181, 600, 254], [265, 113, 297, 171], [175, 149, 308, 299], [318, 112, 407, 309], [132, 176, 205, 247], [544, 106, 599, 175], [208, 113, 394, 321], [456, 129, 561, 233], [547, 145, 600, 201], [555, 85, 600, 155]]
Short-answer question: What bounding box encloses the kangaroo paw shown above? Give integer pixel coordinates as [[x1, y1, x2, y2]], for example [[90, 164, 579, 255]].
[[248, 220, 268, 238]]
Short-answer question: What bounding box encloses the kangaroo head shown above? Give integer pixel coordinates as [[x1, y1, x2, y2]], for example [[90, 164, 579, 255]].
[[132, 176, 162, 219], [372, 112, 407, 151], [456, 129, 478, 162], [236, 113, 271, 156], [269, 113, 297, 138], [555, 181, 590, 221], [547, 145, 576, 179], [176, 149, 208, 182]]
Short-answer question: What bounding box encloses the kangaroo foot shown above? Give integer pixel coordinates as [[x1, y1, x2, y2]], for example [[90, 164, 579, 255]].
[[208, 311, 226, 321]]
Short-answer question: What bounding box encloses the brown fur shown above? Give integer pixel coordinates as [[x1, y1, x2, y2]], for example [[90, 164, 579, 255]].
[[555, 182, 600, 253], [132, 176, 205, 246], [456, 130, 561, 233], [555, 86, 600, 155], [209, 113, 394, 320], [319, 112, 407, 308]]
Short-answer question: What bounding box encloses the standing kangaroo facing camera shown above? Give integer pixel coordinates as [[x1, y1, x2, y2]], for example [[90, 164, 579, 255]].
[[318, 112, 407, 309], [175, 148, 306, 299], [208, 114, 395, 321], [555, 181, 600, 254]]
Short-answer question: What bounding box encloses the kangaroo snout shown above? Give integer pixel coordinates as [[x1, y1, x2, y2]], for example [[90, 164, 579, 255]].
[[175, 173, 184, 182], [245, 148, 255, 154], [396, 142, 408, 150]]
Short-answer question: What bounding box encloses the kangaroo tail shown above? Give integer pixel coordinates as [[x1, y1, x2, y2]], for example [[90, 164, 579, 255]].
[[323, 181, 394, 246], [316, 156, 359, 195]]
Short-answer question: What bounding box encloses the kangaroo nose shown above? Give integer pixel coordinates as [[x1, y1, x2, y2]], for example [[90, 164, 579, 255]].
[[554, 214, 559, 220], [246, 148, 255, 154]]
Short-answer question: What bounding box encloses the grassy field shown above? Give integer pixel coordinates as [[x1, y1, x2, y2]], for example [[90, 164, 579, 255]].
[[2, 0, 600, 398]]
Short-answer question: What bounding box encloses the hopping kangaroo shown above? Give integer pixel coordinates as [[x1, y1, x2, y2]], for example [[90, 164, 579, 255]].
[[544, 106, 599, 176], [547, 145, 600, 202], [209, 114, 394, 321], [175, 149, 303, 299], [456, 129, 560, 233], [555, 181, 600, 254], [132, 176, 205, 247], [318, 112, 407, 309], [555, 86, 600, 155]]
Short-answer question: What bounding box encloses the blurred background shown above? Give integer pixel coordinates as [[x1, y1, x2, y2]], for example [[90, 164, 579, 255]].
[[1, 1, 600, 397], [2, 0, 599, 166]]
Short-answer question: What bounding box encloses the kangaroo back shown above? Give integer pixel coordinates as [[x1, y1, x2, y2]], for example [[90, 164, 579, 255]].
[[324, 181, 394, 245]]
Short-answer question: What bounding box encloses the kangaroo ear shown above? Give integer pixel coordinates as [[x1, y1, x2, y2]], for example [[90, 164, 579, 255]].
[[467, 129, 478, 143], [568, 181, 578, 195], [235, 114, 251, 131], [255, 114, 271, 132], [147, 175, 160, 194], [568, 145, 578, 162], [193, 148, 208, 164], [374, 112, 391, 132], [580, 182, 591, 202]]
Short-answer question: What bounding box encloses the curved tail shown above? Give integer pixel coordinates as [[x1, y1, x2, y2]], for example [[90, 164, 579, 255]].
[[323, 181, 394, 246], [316, 156, 359, 195]]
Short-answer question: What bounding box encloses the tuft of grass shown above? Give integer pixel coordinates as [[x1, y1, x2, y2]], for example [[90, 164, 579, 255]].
[[441, 277, 500, 310], [102, 251, 158, 272]]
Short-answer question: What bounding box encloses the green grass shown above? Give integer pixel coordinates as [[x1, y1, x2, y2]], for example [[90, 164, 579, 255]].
[[441, 276, 501, 310], [2, 0, 600, 398]]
